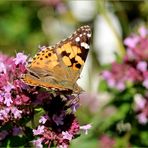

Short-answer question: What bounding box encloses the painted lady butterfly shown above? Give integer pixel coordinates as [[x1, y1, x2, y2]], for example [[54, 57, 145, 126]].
[[22, 25, 91, 93]]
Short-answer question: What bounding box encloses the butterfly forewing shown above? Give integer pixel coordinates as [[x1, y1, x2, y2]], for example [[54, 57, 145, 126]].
[[55, 25, 91, 82], [56, 25, 91, 70], [22, 25, 91, 93]]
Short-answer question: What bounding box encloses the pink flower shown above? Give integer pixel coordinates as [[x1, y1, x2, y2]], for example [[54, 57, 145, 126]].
[[0, 62, 6, 73], [71, 102, 79, 113], [13, 52, 27, 65], [0, 93, 4, 102], [80, 124, 92, 135], [137, 113, 147, 124], [52, 112, 65, 126], [38, 45, 47, 51], [0, 130, 8, 140], [11, 107, 22, 119], [62, 131, 73, 141], [124, 35, 139, 48], [33, 125, 45, 135], [134, 94, 146, 110], [137, 61, 147, 72], [4, 92, 13, 106], [12, 127, 23, 136], [102, 71, 111, 80], [0, 52, 83, 147], [58, 144, 68, 148], [107, 79, 115, 88], [116, 82, 125, 91], [39, 116, 48, 124], [142, 79, 148, 89], [32, 138, 43, 148], [139, 26, 148, 38], [14, 94, 30, 105], [0, 108, 10, 121], [126, 48, 135, 60], [99, 134, 115, 148], [3, 83, 14, 93], [124, 32, 148, 61]]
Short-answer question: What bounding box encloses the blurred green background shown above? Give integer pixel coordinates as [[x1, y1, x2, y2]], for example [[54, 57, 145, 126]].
[[0, 0, 148, 147], [1, 0, 147, 56]]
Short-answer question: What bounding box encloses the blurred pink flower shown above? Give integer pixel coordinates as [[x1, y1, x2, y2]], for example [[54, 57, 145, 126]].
[[102, 63, 142, 91], [139, 26, 148, 38], [0, 62, 6, 73], [134, 94, 146, 110], [102, 70, 112, 79], [38, 45, 47, 51], [102, 26, 148, 126], [52, 112, 65, 126], [142, 79, 148, 89], [124, 27, 148, 61], [0, 108, 10, 121], [39, 115, 48, 124], [80, 124, 92, 135], [124, 35, 139, 48], [58, 144, 68, 148], [137, 113, 147, 124], [32, 138, 43, 148], [4, 92, 13, 106], [39, 0, 67, 14], [13, 52, 27, 65], [137, 61, 147, 72], [103, 27, 148, 92], [134, 94, 148, 124], [12, 127, 23, 136], [116, 82, 125, 91], [0, 130, 8, 140], [62, 131, 73, 141], [33, 125, 45, 135], [99, 134, 115, 148], [11, 107, 22, 119]]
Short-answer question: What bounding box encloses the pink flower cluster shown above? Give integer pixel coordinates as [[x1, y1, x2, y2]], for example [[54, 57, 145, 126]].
[[0, 52, 91, 147], [32, 93, 80, 148], [99, 134, 115, 148], [102, 26, 148, 124], [32, 93, 91, 148], [0, 53, 30, 122], [134, 94, 148, 124], [102, 27, 148, 91], [0, 53, 37, 141]]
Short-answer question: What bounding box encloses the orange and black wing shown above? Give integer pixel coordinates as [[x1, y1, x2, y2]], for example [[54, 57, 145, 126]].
[[22, 25, 91, 91]]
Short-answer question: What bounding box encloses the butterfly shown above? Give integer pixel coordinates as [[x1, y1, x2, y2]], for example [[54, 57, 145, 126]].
[[22, 25, 91, 93]]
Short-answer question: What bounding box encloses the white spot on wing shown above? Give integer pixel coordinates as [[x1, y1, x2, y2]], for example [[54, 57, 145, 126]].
[[87, 33, 91, 38], [80, 34, 82, 37], [80, 42, 90, 49], [75, 37, 80, 42]]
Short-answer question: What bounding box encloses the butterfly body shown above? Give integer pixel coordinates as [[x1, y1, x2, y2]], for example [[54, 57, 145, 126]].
[[22, 25, 91, 93]]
